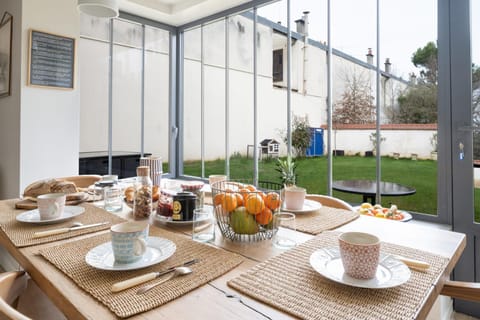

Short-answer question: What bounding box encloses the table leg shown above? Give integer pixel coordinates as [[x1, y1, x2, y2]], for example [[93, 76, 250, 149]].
[[363, 195, 375, 204]]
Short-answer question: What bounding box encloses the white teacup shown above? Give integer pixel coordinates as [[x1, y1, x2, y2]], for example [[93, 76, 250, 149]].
[[37, 193, 66, 220], [283, 186, 306, 210], [111, 221, 149, 264], [338, 231, 380, 279]]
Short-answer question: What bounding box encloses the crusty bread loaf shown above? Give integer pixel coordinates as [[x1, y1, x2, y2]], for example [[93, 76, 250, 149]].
[[23, 179, 58, 197], [23, 179, 78, 197], [51, 181, 77, 194]]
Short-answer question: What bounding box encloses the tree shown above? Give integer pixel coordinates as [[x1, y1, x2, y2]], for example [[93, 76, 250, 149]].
[[333, 71, 375, 124], [412, 41, 438, 85], [281, 116, 311, 158], [396, 84, 437, 123], [394, 42, 438, 124]]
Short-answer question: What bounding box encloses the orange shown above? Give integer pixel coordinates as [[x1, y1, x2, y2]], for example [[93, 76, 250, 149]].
[[255, 207, 273, 225], [213, 193, 224, 206], [237, 188, 251, 202], [222, 192, 238, 212], [245, 194, 265, 215], [245, 184, 257, 192], [259, 192, 267, 202], [265, 192, 281, 210], [234, 193, 244, 206]]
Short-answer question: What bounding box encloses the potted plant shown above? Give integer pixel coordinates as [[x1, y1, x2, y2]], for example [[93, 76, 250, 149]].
[[276, 156, 306, 210]]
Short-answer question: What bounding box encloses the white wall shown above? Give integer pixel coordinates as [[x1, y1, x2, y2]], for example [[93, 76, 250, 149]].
[[327, 129, 437, 159], [0, 0, 81, 199], [0, 0, 21, 199], [19, 0, 80, 193]]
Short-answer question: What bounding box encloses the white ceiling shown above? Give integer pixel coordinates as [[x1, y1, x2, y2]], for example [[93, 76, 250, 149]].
[[120, 0, 254, 26]]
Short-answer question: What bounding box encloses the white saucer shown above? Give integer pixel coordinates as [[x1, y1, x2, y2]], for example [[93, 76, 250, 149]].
[[154, 214, 209, 226], [309, 247, 411, 289], [154, 204, 213, 226], [85, 237, 176, 271], [16, 206, 86, 225], [282, 199, 322, 214]]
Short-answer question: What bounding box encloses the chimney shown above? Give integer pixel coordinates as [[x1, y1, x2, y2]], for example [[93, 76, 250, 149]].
[[295, 19, 305, 34], [366, 48, 374, 65], [295, 11, 309, 36], [384, 58, 391, 73], [302, 11, 309, 36]]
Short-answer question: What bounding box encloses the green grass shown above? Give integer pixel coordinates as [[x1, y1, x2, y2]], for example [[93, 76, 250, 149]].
[[184, 155, 480, 219]]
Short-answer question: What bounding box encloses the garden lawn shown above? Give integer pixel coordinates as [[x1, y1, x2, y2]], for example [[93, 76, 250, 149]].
[[184, 155, 480, 219]]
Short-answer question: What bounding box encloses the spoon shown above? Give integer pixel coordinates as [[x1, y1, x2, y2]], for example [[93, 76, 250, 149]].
[[136, 267, 192, 294]]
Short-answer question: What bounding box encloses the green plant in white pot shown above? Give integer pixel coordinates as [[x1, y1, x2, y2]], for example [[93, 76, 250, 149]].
[[276, 156, 306, 210]]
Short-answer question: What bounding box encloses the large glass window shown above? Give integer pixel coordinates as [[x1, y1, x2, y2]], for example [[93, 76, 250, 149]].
[[79, 15, 170, 177], [473, 0, 480, 223]]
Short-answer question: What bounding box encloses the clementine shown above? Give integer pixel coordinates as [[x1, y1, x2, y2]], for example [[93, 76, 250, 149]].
[[234, 193, 244, 206], [237, 188, 251, 202], [222, 192, 238, 212], [265, 192, 281, 210], [245, 193, 265, 214], [213, 193, 224, 206], [255, 207, 273, 225]]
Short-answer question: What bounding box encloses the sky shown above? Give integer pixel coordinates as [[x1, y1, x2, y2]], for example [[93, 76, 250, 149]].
[[258, 0, 479, 80]]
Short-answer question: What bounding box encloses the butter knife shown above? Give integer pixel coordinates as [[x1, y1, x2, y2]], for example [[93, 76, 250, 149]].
[[33, 222, 109, 238], [395, 255, 430, 271], [111, 259, 199, 292]]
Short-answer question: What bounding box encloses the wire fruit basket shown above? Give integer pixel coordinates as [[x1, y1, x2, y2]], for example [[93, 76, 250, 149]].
[[211, 180, 282, 242]]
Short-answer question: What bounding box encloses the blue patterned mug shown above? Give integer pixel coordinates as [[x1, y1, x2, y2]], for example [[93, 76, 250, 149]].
[[110, 221, 149, 264]]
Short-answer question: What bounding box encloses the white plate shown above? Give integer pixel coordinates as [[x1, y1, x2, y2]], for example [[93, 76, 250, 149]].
[[353, 206, 413, 222], [282, 199, 322, 214], [154, 214, 209, 226], [309, 247, 411, 289], [154, 205, 213, 226], [16, 206, 86, 225], [85, 237, 176, 271]]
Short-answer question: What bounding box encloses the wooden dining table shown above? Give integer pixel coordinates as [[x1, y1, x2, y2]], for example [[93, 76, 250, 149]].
[[0, 197, 466, 320]]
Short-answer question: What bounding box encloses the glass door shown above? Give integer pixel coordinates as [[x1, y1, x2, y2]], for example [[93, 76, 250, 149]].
[[449, 0, 480, 316]]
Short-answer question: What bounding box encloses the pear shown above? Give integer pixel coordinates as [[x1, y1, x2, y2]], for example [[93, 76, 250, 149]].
[[230, 206, 259, 235]]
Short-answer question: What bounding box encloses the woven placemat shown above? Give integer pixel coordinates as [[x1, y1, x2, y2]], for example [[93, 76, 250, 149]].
[[291, 206, 360, 235], [40, 226, 244, 318], [228, 230, 449, 320], [0, 200, 125, 247]]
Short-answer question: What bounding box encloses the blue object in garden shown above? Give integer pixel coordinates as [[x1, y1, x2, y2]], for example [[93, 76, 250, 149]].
[[306, 128, 324, 156]]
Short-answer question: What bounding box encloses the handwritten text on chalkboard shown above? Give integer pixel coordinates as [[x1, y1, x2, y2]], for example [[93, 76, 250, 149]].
[[29, 30, 75, 89]]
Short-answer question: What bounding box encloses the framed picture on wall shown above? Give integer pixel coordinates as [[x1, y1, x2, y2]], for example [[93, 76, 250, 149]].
[[0, 13, 13, 98], [28, 30, 75, 89]]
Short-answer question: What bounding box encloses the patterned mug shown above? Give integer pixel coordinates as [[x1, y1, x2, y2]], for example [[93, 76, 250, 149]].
[[110, 221, 149, 264], [338, 231, 380, 279]]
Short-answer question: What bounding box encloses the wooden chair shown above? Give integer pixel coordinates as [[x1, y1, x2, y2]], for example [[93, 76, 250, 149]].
[[0, 271, 31, 320], [440, 280, 480, 302], [306, 194, 355, 211]]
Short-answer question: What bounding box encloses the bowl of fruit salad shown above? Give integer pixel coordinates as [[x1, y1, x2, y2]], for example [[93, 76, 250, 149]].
[[357, 203, 412, 222]]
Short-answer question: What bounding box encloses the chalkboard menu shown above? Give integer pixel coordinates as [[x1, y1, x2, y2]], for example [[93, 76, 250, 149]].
[[28, 30, 75, 89]]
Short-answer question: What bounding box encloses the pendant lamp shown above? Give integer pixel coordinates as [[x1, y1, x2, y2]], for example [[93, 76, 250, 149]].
[[77, 0, 119, 18]]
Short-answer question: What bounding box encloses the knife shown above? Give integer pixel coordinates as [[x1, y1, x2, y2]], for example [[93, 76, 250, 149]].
[[33, 222, 109, 238], [395, 255, 430, 271], [111, 259, 199, 293]]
